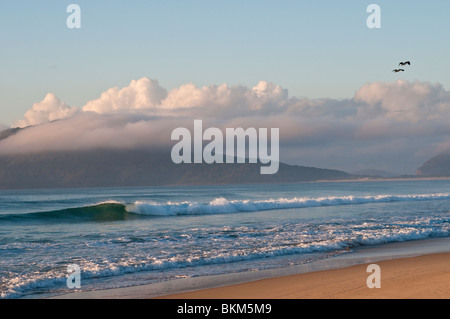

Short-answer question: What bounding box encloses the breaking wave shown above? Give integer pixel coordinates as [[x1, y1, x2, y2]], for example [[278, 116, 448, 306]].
[[2, 193, 450, 223], [129, 193, 450, 216]]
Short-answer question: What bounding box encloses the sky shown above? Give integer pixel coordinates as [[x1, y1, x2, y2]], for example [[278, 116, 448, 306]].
[[1, 1, 450, 174]]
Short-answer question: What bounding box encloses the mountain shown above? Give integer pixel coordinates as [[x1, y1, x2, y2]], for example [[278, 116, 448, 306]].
[[0, 148, 354, 190], [0, 127, 21, 141], [417, 150, 450, 176]]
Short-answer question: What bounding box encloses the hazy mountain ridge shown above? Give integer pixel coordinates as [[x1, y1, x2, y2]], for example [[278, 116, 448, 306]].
[[0, 127, 22, 141], [0, 148, 354, 190]]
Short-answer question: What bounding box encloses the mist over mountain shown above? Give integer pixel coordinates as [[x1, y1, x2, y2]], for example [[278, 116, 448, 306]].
[[3, 123, 450, 190]]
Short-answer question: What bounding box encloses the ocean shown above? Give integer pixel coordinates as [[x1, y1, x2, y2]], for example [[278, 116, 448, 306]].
[[1, 179, 450, 299]]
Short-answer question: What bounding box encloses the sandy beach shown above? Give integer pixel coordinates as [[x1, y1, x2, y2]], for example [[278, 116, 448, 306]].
[[157, 252, 450, 299]]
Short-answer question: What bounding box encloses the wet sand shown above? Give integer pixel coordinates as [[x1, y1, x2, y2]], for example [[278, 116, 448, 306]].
[[157, 253, 450, 299]]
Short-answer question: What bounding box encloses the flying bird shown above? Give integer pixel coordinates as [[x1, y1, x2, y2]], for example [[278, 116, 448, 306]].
[[399, 61, 411, 66], [392, 69, 405, 73]]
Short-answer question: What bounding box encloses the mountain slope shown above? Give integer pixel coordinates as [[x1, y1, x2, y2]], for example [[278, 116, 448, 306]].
[[0, 127, 21, 141], [0, 149, 354, 189], [417, 150, 450, 176]]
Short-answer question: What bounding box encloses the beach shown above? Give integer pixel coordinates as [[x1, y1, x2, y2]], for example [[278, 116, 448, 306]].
[[48, 237, 450, 299], [156, 252, 450, 299]]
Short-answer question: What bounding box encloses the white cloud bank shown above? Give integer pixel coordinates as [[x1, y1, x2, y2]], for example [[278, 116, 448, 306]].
[[81, 77, 290, 116], [4, 77, 450, 174]]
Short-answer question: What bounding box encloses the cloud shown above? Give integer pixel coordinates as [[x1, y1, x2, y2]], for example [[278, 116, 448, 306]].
[[82, 78, 168, 114], [5, 78, 450, 174], [14, 93, 78, 128], [355, 80, 450, 123], [81, 78, 291, 117]]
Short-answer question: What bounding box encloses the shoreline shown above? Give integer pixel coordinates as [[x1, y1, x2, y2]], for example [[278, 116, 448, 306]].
[[50, 237, 450, 299], [312, 176, 450, 183], [3, 175, 450, 192]]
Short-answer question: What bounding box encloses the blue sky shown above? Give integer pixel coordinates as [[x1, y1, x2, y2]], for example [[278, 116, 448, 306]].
[[1, 0, 450, 125]]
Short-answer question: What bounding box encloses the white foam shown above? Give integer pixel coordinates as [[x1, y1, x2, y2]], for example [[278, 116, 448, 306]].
[[126, 193, 450, 216]]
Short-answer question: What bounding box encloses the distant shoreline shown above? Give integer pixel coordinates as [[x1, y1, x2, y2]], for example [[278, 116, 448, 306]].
[[312, 176, 450, 183], [2, 175, 450, 192], [170, 175, 450, 187]]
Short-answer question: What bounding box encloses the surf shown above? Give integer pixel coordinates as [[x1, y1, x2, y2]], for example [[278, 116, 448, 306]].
[[127, 192, 450, 216], [3, 192, 450, 223]]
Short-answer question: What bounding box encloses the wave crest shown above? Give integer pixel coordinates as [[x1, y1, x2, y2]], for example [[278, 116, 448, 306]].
[[1, 201, 129, 223], [127, 193, 450, 216]]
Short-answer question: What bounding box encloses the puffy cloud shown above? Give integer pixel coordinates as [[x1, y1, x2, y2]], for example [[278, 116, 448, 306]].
[[162, 83, 235, 109], [82, 78, 292, 117], [162, 80, 289, 111], [14, 93, 78, 128], [354, 80, 450, 123], [82, 78, 168, 114]]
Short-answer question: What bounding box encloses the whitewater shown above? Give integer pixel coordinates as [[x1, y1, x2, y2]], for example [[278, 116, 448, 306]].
[[1, 179, 450, 298]]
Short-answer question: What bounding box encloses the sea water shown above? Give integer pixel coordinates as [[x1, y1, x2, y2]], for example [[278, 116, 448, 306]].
[[1, 179, 449, 298]]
